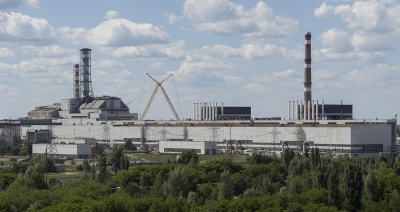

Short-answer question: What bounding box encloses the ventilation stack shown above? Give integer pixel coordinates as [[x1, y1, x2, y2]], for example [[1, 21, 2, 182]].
[[304, 32, 312, 119], [80, 48, 93, 98], [73, 64, 80, 100]]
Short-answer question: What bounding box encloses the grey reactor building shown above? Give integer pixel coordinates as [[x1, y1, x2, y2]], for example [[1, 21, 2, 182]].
[[0, 34, 398, 159]]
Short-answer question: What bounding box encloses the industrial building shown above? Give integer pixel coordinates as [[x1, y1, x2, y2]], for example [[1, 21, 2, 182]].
[[159, 140, 217, 155], [32, 143, 92, 159], [193, 103, 251, 120], [0, 32, 398, 159]]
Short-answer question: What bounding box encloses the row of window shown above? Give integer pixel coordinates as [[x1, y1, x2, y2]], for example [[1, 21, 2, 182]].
[[164, 148, 201, 153]]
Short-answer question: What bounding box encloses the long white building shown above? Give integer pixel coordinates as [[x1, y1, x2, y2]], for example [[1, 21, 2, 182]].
[[20, 118, 397, 158]]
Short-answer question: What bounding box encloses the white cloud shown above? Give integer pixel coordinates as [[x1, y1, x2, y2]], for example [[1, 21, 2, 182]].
[[0, 48, 14, 58], [59, 18, 170, 47], [350, 32, 397, 51], [104, 10, 119, 20], [150, 62, 163, 69], [319, 28, 352, 53], [93, 59, 125, 68], [21, 45, 75, 57], [0, 85, 19, 97], [314, 3, 334, 17], [187, 43, 302, 62], [99, 40, 186, 59], [272, 69, 300, 78], [171, 61, 240, 86], [165, 12, 179, 24], [0, 0, 39, 10], [313, 48, 386, 63], [0, 12, 56, 44], [316, 1, 400, 34], [313, 69, 340, 80], [182, 0, 298, 37], [0, 56, 78, 80]]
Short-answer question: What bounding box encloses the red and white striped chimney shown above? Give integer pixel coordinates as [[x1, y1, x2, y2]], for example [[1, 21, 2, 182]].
[[304, 32, 312, 104]]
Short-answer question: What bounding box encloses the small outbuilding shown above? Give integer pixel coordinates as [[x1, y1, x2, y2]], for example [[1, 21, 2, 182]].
[[158, 140, 217, 155]]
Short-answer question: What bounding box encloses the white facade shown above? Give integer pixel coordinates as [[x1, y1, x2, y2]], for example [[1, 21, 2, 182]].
[[159, 140, 217, 155], [22, 119, 397, 158], [32, 143, 92, 159]]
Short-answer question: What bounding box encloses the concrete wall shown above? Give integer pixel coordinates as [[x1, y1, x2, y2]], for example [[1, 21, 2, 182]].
[[32, 143, 92, 157], [24, 119, 395, 157]]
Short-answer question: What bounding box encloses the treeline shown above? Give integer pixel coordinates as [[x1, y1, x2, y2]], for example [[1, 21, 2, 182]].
[[0, 135, 30, 156], [1, 148, 400, 211]]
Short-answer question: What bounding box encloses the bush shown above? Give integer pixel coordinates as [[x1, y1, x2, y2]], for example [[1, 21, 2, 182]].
[[9, 158, 17, 162], [76, 164, 83, 171]]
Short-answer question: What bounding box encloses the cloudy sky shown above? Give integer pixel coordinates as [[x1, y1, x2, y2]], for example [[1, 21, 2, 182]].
[[0, 0, 399, 121]]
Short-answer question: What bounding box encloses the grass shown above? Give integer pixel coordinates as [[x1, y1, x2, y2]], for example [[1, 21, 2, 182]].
[[65, 165, 78, 172]]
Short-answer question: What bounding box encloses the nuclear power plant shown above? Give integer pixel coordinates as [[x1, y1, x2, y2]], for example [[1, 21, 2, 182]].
[[0, 33, 398, 159]]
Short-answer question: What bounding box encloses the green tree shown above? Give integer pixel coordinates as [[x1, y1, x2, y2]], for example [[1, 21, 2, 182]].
[[177, 149, 199, 165], [327, 164, 341, 208], [218, 169, 233, 200], [97, 153, 108, 183], [364, 171, 381, 202], [90, 164, 97, 180], [288, 176, 307, 195], [123, 139, 136, 151], [152, 172, 165, 197], [187, 191, 199, 204], [121, 155, 130, 171], [48, 178, 61, 188], [343, 163, 363, 212], [29, 154, 57, 173], [82, 159, 91, 173], [111, 146, 124, 173], [283, 148, 295, 167], [24, 163, 47, 189], [388, 189, 400, 212], [163, 166, 191, 198]]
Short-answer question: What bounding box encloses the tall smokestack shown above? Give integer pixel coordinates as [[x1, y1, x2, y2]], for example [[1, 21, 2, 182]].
[[304, 32, 312, 104], [73, 64, 80, 99], [80, 48, 93, 98]]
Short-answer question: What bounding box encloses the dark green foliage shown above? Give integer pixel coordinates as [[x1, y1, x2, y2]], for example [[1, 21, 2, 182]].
[[110, 146, 124, 173], [343, 162, 363, 212], [283, 148, 295, 167], [327, 161, 341, 208], [120, 155, 130, 171], [82, 159, 91, 173], [364, 170, 381, 202], [29, 154, 59, 173], [0, 136, 29, 156], [1, 162, 28, 174], [218, 169, 233, 200], [123, 139, 136, 151], [177, 149, 199, 165], [163, 165, 192, 198], [1, 153, 400, 211], [310, 147, 321, 169], [48, 178, 61, 188], [246, 153, 277, 165], [76, 164, 83, 171], [0, 173, 17, 190], [97, 153, 108, 183]]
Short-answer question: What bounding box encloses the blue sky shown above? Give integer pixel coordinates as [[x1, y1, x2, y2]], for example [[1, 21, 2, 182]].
[[0, 0, 399, 121]]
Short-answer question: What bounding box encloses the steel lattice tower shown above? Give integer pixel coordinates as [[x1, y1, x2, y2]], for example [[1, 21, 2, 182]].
[[46, 125, 58, 159], [102, 124, 111, 143], [268, 126, 282, 153]]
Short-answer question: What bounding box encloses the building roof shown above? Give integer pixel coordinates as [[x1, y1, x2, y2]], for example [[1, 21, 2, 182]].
[[80, 99, 105, 109], [29, 104, 61, 113]]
